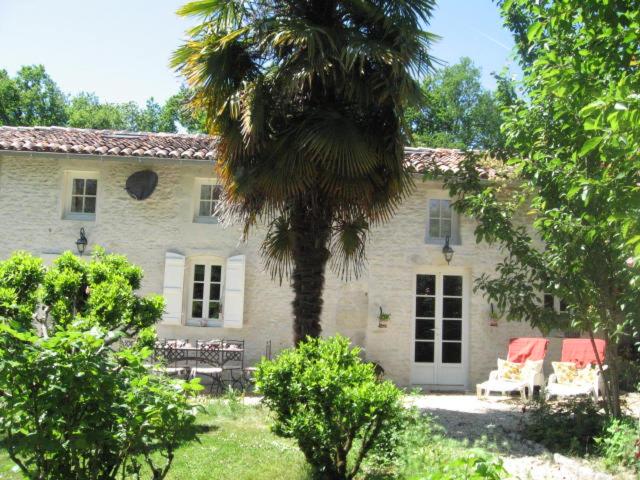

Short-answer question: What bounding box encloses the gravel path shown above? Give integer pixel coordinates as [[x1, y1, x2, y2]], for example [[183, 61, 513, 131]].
[[406, 394, 634, 480]]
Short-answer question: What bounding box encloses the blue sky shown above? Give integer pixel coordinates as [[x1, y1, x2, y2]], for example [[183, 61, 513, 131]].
[[0, 0, 517, 105]]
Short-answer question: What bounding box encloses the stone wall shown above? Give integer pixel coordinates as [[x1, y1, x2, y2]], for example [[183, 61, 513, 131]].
[[0, 152, 550, 389]]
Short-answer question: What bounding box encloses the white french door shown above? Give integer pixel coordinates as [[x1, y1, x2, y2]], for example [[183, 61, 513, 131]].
[[411, 271, 468, 388]]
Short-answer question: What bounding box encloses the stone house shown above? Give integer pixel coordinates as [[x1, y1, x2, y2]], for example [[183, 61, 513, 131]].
[[0, 126, 556, 390]]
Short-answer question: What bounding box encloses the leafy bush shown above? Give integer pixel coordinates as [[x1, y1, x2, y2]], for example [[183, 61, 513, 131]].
[[523, 397, 607, 456], [0, 250, 201, 480], [255, 335, 405, 480], [397, 409, 505, 480], [596, 418, 640, 473]]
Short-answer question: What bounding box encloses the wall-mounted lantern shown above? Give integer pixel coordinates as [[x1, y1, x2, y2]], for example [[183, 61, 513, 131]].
[[442, 235, 454, 264], [76, 228, 88, 256]]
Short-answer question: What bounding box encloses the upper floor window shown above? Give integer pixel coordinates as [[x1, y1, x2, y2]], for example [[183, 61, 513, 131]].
[[64, 172, 98, 221], [188, 262, 223, 327], [194, 179, 222, 223], [426, 198, 459, 244], [543, 293, 568, 313]]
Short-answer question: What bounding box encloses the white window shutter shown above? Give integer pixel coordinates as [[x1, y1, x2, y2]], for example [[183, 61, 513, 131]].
[[162, 252, 186, 325], [223, 255, 245, 328]]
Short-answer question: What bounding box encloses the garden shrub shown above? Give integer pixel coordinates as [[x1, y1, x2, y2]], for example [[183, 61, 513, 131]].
[[596, 418, 640, 473], [0, 250, 201, 480], [255, 335, 405, 480], [523, 397, 607, 456]]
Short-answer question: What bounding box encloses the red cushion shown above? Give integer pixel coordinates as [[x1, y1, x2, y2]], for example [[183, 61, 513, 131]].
[[507, 337, 549, 363], [561, 339, 606, 368]]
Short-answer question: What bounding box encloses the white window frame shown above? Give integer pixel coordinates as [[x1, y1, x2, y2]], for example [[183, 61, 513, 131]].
[[186, 258, 224, 327], [193, 178, 221, 224], [425, 196, 460, 245], [63, 171, 99, 221]]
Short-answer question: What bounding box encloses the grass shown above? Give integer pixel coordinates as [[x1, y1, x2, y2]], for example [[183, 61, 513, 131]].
[[0, 396, 506, 480]]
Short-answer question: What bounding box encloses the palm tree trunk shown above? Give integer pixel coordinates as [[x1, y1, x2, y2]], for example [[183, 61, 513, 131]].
[[290, 196, 331, 345]]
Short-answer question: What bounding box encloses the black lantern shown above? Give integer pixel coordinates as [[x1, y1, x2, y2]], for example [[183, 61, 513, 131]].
[[76, 228, 88, 256], [442, 235, 454, 264]]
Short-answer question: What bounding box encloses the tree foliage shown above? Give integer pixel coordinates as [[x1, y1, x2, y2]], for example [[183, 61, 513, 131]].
[[440, 0, 640, 417], [172, 0, 435, 343], [255, 335, 405, 480], [406, 57, 505, 150], [0, 249, 201, 479]]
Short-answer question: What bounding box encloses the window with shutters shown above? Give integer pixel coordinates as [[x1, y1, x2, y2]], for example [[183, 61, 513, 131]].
[[193, 179, 222, 224], [426, 197, 460, 244], [63, 171, 99, 221], [187, 261, 224, 327]]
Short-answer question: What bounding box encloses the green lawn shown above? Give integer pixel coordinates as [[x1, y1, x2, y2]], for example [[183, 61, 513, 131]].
[[0, 397, 505, 480]]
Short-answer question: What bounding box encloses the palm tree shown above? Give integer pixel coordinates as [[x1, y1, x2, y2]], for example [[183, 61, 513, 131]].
[[172, 0, 435, 344]]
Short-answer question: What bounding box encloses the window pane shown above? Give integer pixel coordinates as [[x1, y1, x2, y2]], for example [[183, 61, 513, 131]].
[[429, 219, 440, 238], [200, 184, 212, 201], [441, 200, 452, 219], [210, 283, 221, 301], [416, 297, 435, 318], [416, 274, 435, 295], [208, 301, 220, 318], [559, 299, 568, 312], [443, 297, 462, 318], [415, 342, 434, 363], [71, 196, 83, 212], [442, 342, 462, 363], [72, 178, 85, 195], [85, 179, 97, 196], [83, 196, 96, 214], [415, 319, 435, 340], [193, 282, 204, 299], [543, 294, 554, 310], [441, 219, 452, 237], [212, 185, 222, 200], [194, 265, 205, 282], [429, 199, 440, 218], [443, 276, 463, 296], [199, 201, 211, 217], [192, 300, 203, 318], [443, 320, 462, 341], [211, 265, 222, 283]]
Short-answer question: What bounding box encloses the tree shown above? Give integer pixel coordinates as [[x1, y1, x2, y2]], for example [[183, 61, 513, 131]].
[[440, 0, 640, 417], [405, 57, 505, 150], [67, 92, 128, 130], [12, 65, 68, 126], [0, 250, 200, 479], [163, 86, 207, 134], [0, 69, 20, 126], [172, 0, 435, 344]]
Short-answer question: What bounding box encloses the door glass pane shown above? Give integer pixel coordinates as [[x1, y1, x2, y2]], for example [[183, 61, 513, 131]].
[[443, 297, 462, 318], [84, 196, 96, 213], [442, 342, 462, 363], [415, 342, 434, 363], [85, 179, 97, 196], [210, 283, 221, 301], [192, 300, 203, 318], [194, 265, 205, 281], [193, 282, 204, 299], [211, 265, 222, 283], [416, 275, 435, 295], [416, 297, 435, 318], [415, 319, 435, 340], [208, 301, 220, 318], [442, 320, 462, 341], [443, 276, 463, 296]]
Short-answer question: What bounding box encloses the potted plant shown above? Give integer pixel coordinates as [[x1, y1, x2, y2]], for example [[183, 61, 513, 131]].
[[489, 303, 499, 327], [378, 307, 391, 328]]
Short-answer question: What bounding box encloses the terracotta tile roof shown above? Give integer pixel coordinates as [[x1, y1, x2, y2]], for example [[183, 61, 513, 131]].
[[0, 126, 218, 160], [0, 126, 495, 178]]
